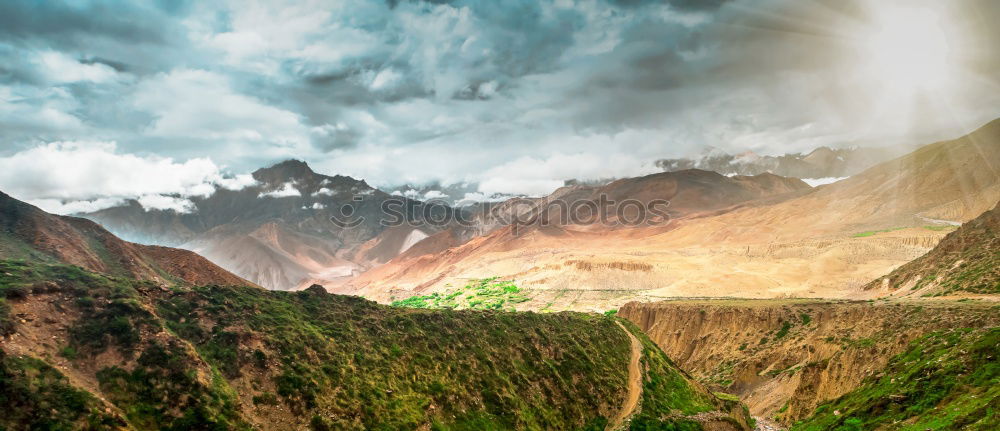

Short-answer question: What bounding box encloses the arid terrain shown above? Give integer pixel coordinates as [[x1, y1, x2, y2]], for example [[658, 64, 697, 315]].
[[346, 119, 1000, 311]]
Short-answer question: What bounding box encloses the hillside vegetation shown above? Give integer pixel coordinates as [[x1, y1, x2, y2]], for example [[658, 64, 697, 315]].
[[0, 259, 748, 430], [867, 202, 999, 296], [791, 326, 999, 430]]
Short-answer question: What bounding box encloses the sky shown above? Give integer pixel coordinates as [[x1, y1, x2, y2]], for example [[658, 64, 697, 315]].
[[1, 0, 998, 213]]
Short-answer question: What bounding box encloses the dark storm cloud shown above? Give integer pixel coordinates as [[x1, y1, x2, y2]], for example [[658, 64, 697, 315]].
[[0, 1, 167, 46], [0, 0, 998, 205]]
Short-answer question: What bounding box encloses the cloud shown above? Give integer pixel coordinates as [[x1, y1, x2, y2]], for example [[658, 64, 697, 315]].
[[314, 187, 337, 196], [216, 174, 259, 190], [0, 141, 256, 214], [35, 51, 120, 84], [477, 151, 660, 196], [28, 197, 126, 215], [258, 181, 301, 198], [133, 69, 310, 148], [0, 85, 86, 137], [0, 0, 998, 199], [137, 194, 196, 213], [423, 190, 447, 200]]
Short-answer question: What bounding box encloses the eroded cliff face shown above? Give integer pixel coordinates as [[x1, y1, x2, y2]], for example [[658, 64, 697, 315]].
[[619, 299, 999, 424]]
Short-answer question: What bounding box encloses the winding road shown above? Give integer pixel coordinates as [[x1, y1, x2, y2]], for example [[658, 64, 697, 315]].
[[608, 321, 644, 431]]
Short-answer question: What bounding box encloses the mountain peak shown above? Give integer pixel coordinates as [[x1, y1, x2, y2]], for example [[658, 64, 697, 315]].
[[252, 159, 316, 184]]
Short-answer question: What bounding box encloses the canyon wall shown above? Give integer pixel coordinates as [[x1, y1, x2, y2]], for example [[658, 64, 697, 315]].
[[620, 299, 999, 424]]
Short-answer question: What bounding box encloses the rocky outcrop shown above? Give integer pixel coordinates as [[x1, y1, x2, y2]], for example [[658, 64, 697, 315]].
[[619, 300, 1000, 424]]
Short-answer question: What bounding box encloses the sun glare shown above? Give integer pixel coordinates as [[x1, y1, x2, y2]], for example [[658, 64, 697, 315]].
[[861, 3, 955, 92]]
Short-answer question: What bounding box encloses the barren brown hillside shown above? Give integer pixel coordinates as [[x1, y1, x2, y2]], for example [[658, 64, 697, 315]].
[[346, 119, 1000, 308], [0, 191, 250, 287]]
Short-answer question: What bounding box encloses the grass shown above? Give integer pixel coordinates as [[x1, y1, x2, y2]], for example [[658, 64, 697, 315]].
[[791, 327, 1000, 430], [0, 259, 751, 429], [390, 277, 532, 311], [0, 354, 123, 430], [617, 320, 751, 429], [775, 320, 793, 339], [852, 227, 906, 237], [158, 284, 635, 429]]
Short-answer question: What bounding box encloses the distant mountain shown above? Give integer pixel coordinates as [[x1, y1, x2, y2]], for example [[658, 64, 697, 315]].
[[382, 181, 513, 207], [0, 191, 247, 286], [348, 169, 810, 298], [348, 118, 1000, 305], [867, 201, 999, 296], [81, 160, 459, 290], [661, 118, 1000, 244], [655, 145, 912, 179]]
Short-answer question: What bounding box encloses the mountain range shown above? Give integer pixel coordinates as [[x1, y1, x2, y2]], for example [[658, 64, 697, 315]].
[[76, 119, 1000, 308], [82, 160, 461, 291], [655, 144, 913, 180], [346, 118, 1000, 307]]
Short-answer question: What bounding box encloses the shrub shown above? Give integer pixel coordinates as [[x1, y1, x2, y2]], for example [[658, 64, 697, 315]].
[[775, 321, 792, 339]]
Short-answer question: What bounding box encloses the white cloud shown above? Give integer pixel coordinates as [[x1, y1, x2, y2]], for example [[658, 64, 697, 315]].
[[311, 202, 326, 209], [314, 187, 336, 196], [28, 197, 125, 215], [259, 181, 301, 198], [217, 174, 259, 190], [133, 69, 310, 149], [477, 152, 659, 196], [370, 68, 402, 91], [0, 141, 257, 214], [35, 51, 120, 84], [0, 85, 85, 133], [137, 195, 196, 213], [423, 190, 447, 200]]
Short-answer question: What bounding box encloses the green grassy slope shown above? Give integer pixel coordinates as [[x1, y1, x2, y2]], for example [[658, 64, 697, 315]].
[[791, 326, 1000, 430], [0, 260, 748, 430], [866, 202, 999, 296]]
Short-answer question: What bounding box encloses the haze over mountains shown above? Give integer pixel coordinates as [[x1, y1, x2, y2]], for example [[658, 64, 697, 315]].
[[82, 160, 461, 290], [77, 118, 1000, 306], [655, 144, 914, 180], [348, 118, 1000, 307]]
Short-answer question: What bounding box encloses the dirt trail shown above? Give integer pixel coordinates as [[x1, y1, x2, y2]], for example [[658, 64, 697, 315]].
[[608, 321, 643, 431]]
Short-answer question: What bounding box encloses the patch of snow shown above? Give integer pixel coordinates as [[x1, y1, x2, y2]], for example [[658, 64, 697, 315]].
[[802, 177, 848, 187], [399, 229, 430, 255]]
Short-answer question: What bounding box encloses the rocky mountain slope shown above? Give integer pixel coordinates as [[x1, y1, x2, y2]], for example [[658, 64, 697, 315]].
[[82, 160, 459, 290], [866, 201, 999, 297], [0, 191, 248, 287], [790, 326, 998, 430], [346, 170, 811, 301]]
